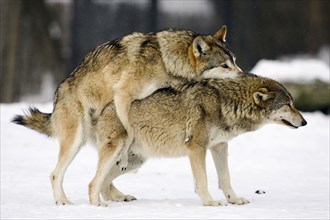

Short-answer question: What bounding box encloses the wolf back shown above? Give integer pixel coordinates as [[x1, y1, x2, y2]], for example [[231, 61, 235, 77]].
[[13, 26, 243, 206]]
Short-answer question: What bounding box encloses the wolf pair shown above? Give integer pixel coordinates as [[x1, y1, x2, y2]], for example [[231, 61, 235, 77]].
[[13, 26, 307, 206]]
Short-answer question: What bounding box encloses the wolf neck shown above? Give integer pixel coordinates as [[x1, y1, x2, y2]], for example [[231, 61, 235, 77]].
[[225, 106, 264, 133], [157, 31, 197, 79], [214, 80, 266, 134], [209, 102, 264, 145]]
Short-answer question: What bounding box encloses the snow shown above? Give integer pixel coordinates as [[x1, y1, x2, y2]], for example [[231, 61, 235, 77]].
[[251, 47, 330, 84], [1, 103, 329, 219], [87, 0, 214, 16], [251, 58, 330, 84], [2, 53, 330, 219], [159, 0, 214, 16]]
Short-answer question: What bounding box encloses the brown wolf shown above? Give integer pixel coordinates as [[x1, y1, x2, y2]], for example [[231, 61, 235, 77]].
[[12, 26, 242, 205], [13, 72, 307, 206]]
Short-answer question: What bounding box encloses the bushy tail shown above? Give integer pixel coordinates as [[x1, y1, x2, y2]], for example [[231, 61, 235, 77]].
[[12, 107, 53, 137]]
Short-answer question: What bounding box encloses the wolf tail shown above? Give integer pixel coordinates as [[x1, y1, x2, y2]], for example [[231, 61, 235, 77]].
[[12, 107, 53, 137]]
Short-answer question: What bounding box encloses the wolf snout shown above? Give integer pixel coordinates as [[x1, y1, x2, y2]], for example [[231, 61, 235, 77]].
[[280, 117, 307, 129], [292, 108, 307, 128], [301, 119, 307, 127]]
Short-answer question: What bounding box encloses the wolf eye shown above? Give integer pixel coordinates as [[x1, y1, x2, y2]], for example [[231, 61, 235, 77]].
[[221, 64, 229, 69]]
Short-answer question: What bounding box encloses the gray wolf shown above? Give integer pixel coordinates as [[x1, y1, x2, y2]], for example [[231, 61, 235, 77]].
[[13, 72, 307, 206], [12, 26, 242, 205]]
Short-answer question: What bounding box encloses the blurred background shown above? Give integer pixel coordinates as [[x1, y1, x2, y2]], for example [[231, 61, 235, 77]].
[[0, 0, 329, 113]]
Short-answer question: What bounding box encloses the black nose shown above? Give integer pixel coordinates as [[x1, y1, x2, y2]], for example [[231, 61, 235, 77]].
[[301, 119, 307, 126]]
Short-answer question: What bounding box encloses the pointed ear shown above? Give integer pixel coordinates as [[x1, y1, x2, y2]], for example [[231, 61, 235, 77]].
[[253, 88, 275, 107], [192, 36, 210, 58], [213, 25, 227, 42]]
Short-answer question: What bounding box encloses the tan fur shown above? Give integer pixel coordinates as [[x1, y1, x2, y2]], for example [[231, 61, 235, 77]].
[[13, 26, 243, 205], [112, 26, 241, 173], [87, 72, 307, 206], [13, 72, 307, 206]]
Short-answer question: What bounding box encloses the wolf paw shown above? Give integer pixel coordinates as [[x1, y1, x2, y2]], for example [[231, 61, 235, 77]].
[[116, 153, 129, 171], [228, 197, 250, 205], [55, 199, 73, 206], [203, 200, 227, 206], [90, 200, 108, 207], [96, 202, 108, 207], [123, 195, 137, 202], [111, 195, 137, 202]]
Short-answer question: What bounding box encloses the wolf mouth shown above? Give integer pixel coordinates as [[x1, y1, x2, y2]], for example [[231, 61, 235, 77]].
[[281, 119, 298, 129]]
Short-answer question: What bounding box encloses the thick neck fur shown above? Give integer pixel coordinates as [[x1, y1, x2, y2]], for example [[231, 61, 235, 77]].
[[196, 74, 269, 134], [156, 30, 197, 79]]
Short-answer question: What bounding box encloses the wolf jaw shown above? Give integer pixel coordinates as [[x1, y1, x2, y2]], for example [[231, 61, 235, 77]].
[[269, 104, 307, 129], [281, 119, 299, 129]]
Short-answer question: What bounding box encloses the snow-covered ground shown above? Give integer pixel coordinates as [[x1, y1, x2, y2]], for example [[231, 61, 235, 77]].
[[1, 54, 329, 219], [1, 103, 329, 219]]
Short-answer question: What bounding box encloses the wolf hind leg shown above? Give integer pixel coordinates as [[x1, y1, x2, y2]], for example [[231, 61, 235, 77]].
[[100, 152, 144, 202], [101, 182, 137, 202], [50, 118, 85, 205], [210, 142, 249, 205], [89, 137, 130, 207]]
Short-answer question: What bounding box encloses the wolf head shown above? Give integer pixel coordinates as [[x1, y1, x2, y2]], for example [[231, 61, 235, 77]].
[[251, 76, 307, 129], [191, 25, 242, 79]]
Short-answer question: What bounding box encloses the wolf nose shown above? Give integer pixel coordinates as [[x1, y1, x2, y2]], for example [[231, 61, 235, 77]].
[[301, 119, 307, 126]]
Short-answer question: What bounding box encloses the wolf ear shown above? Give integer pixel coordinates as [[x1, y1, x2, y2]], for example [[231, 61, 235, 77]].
[[192, 36, 211, 58], [253, 88, 275, 107], [213, 25, 227, 42]]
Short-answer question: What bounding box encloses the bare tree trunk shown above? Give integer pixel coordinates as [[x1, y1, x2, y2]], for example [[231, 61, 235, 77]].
[[148, 0, 158, 32], [306, 0, 326, 53], [0, 0, 22, 102], [70, 0, 80, 73], [1, 0, 66, 103]]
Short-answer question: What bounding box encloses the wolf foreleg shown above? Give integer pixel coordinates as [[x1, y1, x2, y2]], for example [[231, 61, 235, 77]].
[[187, 144, 226, 206], [210, 142, 249, 205], [113, 72, 161, 171], [113, 78, 135, 171]]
